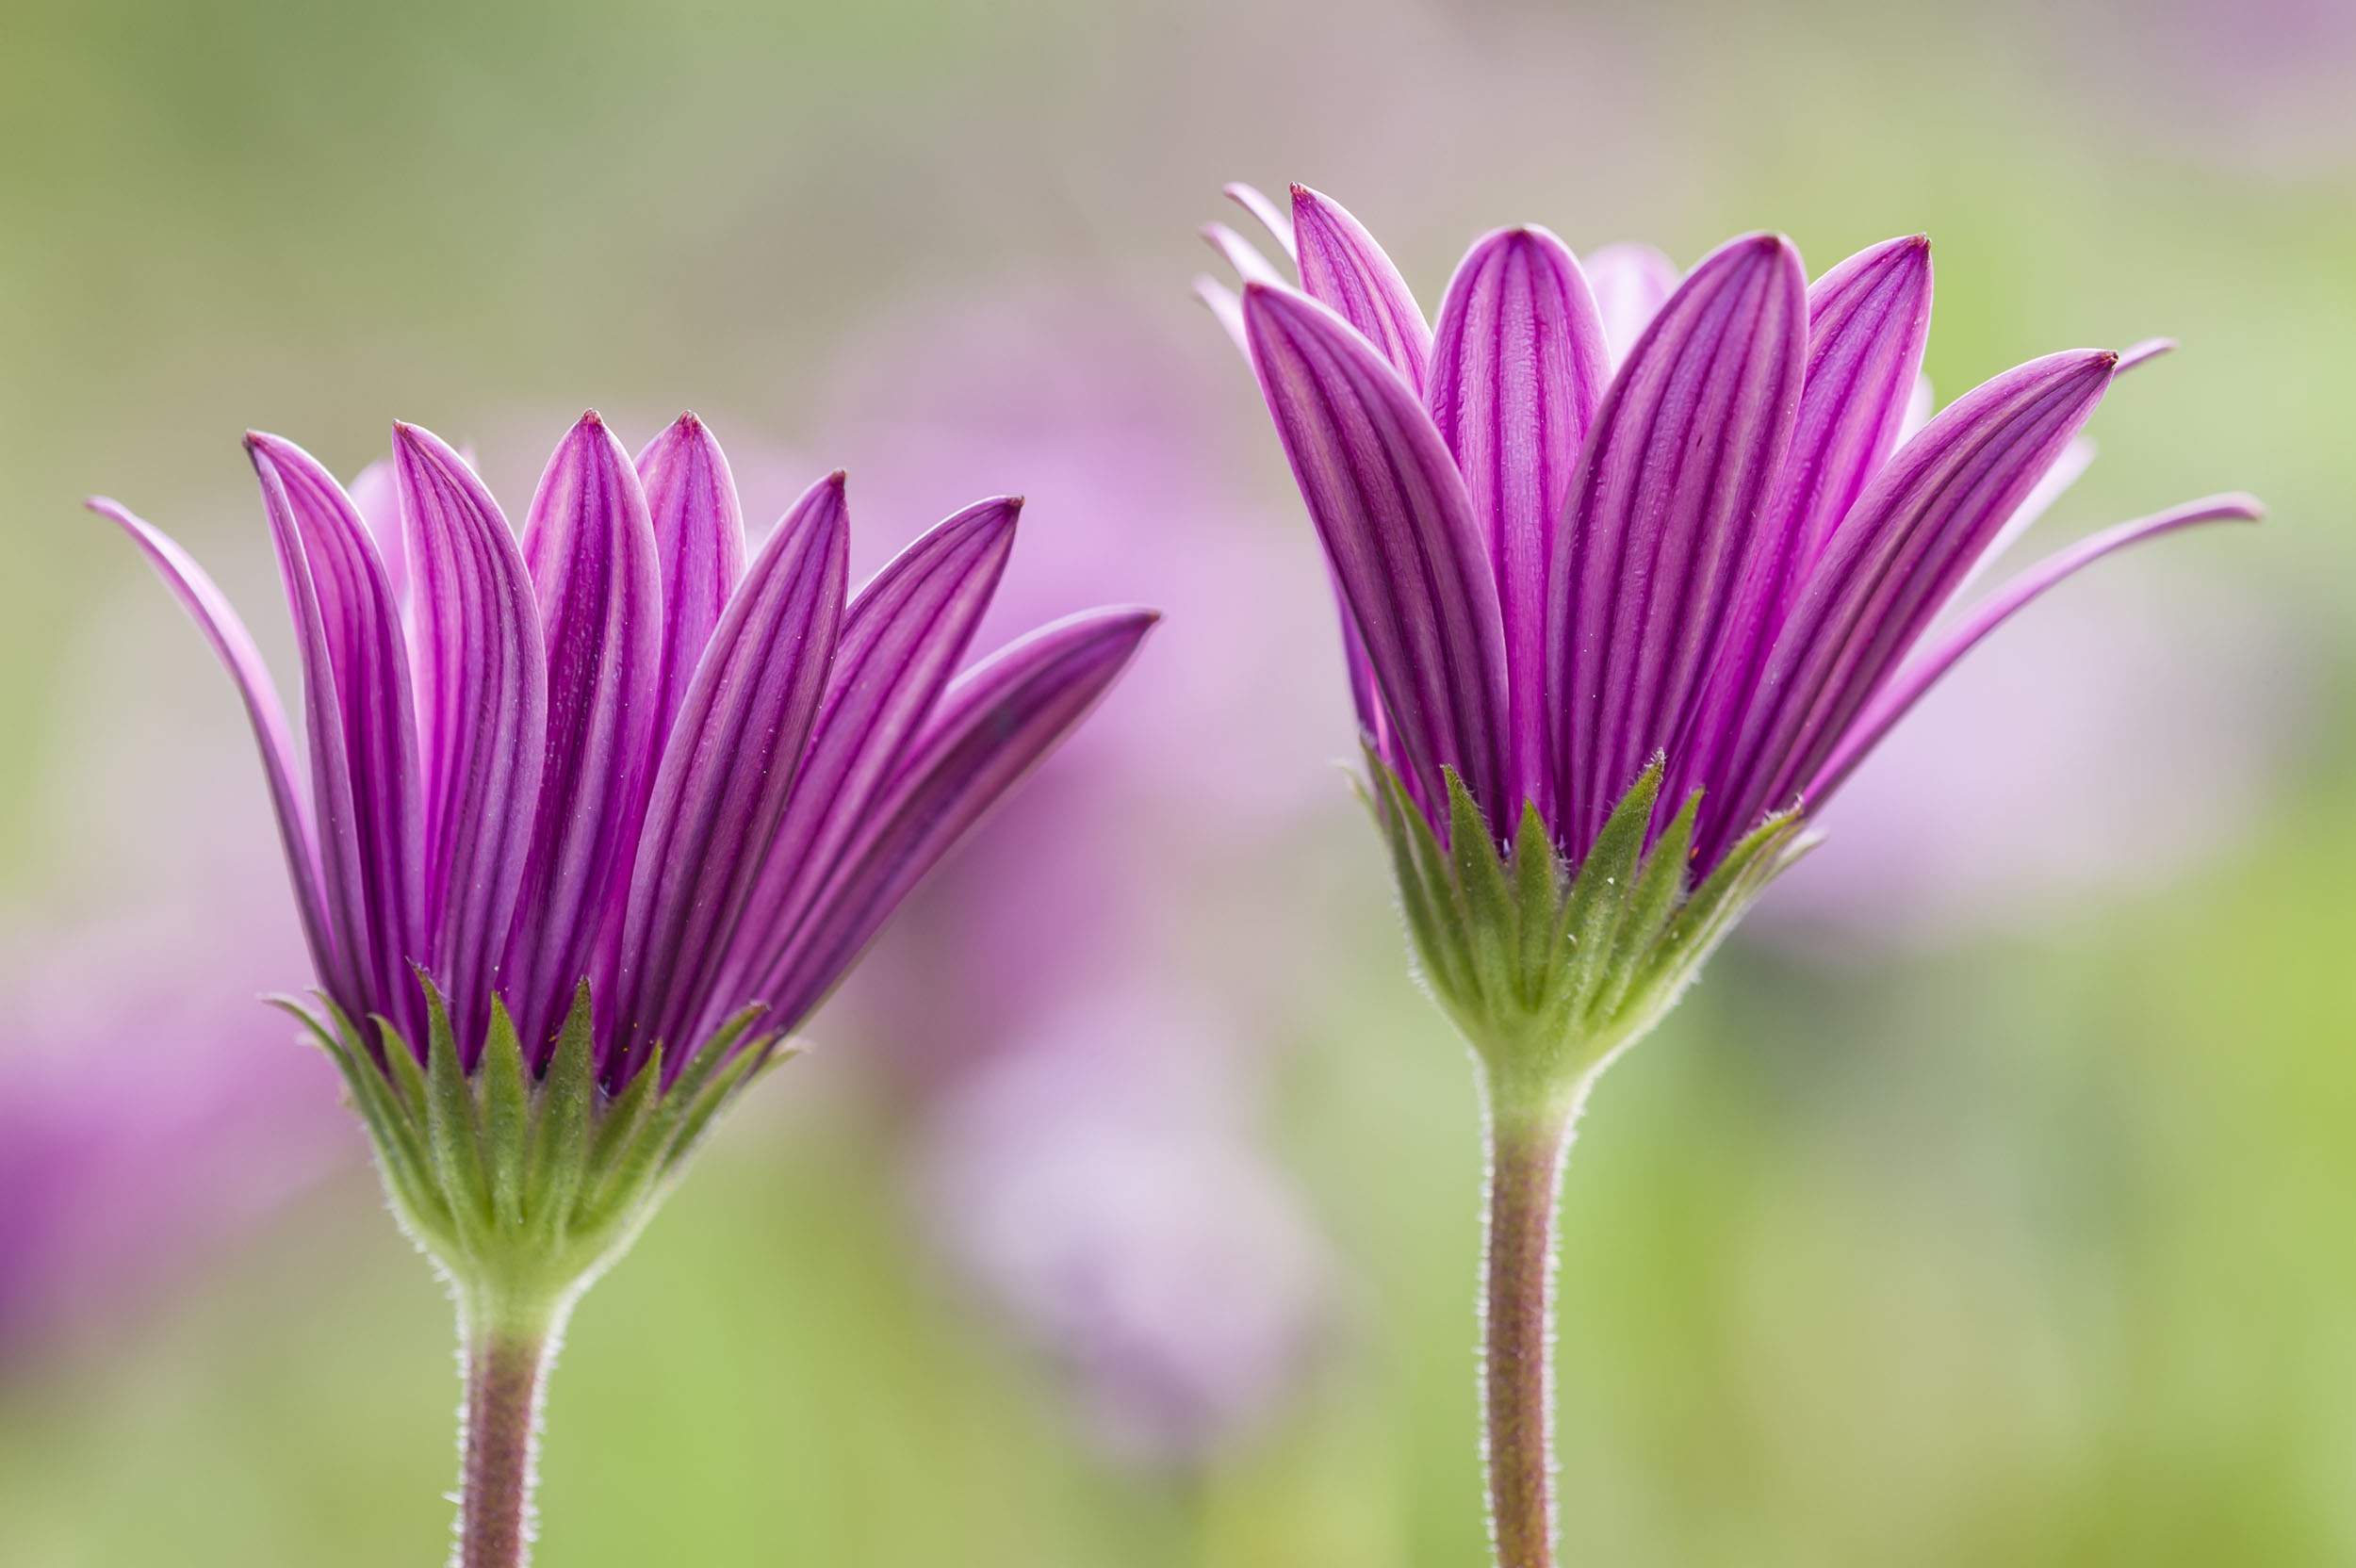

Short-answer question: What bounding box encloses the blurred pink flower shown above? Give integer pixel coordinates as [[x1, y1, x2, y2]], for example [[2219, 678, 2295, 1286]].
[[0, 576, 347, 1361], [808, 287, 1350, 1462], [1754, 554, 2299, 951]]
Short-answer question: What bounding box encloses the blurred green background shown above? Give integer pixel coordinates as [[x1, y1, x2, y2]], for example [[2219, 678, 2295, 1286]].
[[2, 0, 2352, 1562]]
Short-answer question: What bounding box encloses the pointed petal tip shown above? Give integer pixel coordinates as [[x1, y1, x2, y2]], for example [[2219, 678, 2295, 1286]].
[[2118, 337, 2178, 372], [673, 410, 705, 433], [577, 409, 604, 428]]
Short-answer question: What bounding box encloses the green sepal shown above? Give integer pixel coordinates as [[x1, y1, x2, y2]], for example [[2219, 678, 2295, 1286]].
[[287, 976, 789, 1328], [1365, 753, 1810, 1114]]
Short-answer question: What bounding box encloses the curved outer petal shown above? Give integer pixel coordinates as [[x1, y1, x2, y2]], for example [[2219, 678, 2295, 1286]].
[[502, 412, 664, 1060], [610, 474, 846, 1086], [1244, 281, 1510, 826], [1545, 233, 1808, 858], [87, 498, 339, 1000], [756, 608, 1158, 1031], [637, 413, 749, 747], [246, 432, 425, 1044], [703, 496, 1020, 1039], [1427, 225, 1612, 820], [1290, 184, 1432, 394], [1582, 242, 1680, 368], [1665, 235, 1933, 816], [393, 422, 548, 1062], [1701, 348, 2119, 867], [1805, 493, 2263, 801]]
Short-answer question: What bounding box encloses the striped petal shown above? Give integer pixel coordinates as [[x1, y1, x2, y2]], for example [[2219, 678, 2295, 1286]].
[[1583, 242, 1680, 368], [87, 498, 339, 1004], [611, 474, 846, 1084], [637, 414, 750, 748], [1546, 233, 1808, 857], [1806, 493, 2263, 800], [1290, 184, 1432, 393], [1427, 225, 1611, 818], [756, 608, 1157, 1029], [246, 432, 424, 1042], [394, 422, 547, 1061], [1666, 235, 1932, 815], [1244, 281, 1509, 825], [703, 496, 1020, 1037], [1702, 348, 2119, 866], [502, 412, 664, 1059]]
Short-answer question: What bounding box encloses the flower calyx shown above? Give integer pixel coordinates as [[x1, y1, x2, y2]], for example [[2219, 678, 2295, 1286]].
[[285, 977, 787, 1316], [1369, 753, 1808, 1111]]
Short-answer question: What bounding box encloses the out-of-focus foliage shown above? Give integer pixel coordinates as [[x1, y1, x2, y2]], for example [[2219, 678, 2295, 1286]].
[[3, 0, 2352, 1562]]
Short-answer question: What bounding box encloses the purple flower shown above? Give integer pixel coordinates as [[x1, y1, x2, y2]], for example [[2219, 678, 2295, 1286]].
[[90, 410, 1155, 1568], [1201, 182, 2260, 1568], [1200, 184, 2260, 882], [92, 412, 1154, 1088]]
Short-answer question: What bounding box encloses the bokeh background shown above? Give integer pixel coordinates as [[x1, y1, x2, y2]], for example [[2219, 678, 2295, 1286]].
[[2, 0, 2351, 1562]]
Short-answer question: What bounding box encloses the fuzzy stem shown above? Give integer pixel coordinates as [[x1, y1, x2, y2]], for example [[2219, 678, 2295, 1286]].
[[454, 1292, 568, 1568], [1481, 1092, 1575, 1568]]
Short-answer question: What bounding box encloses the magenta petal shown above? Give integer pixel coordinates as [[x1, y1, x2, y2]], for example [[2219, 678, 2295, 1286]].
[[1704, 348, 2120, 865], [1806, 492, 2264, 802], [1289, 185, 1432, 394], [1582, 242, 1680, 368], [758, 608, 1158, 1028], [704, 496, 1021, 1036], [1546, 233, 1808, 855], [1665, 235, 1934, 817], [1244, 282, 1510, 825], [636, 413, 750, 746], [502, 412, 664, 1059], [87, 498, 341, 1003], [393, 423, 548, 1061], [611, 473, 847, 1083], [246, 432, 425, 1042], [1427, 225, 1611, 818]]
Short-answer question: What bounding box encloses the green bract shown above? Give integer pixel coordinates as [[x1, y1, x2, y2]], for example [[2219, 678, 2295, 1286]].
[[1369, 754, 1808, 1117], [284, 980, 786, 1325]]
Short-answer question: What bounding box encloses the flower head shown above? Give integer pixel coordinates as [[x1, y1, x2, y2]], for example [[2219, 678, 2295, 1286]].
[[1202, 184, 2259, 1086], [90, 412, 1154, 1291]]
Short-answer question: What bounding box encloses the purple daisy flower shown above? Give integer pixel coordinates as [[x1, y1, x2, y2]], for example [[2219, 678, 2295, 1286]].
[[90, 411, 1154, 1568], [1201, 182, 2258, 1568]]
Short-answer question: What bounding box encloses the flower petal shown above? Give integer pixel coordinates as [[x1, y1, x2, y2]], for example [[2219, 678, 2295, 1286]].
[[757, 608, 1157, 1029], [699, 495, 1021, 1039], [1244, 281, 1509, 825], [611, 473, 847, 1085], [1546, 233, 1808, 857], [635, 413, 749, 744], [1582, 242, 1680, 368], [393, 422, 548, 1061], [1703, 348, 2120, 866], [1225, 181, 1296, 260], [502, 412, 664, 1059], [1803, 493, 2264, 803], [1201, 221, 1288, 289], [347, 457, 409, 609], [1289, 184, 1432, 393], [1665, 235, 1933, 817], [1427, 225, 1612, 818], [246, 432, 424, 1041], [87, 497, 340, 1002]]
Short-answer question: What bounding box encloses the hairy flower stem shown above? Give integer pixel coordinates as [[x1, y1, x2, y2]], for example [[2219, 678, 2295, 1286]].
[[454, 1291, 569, 1568], [1481, 1089, 1576, 1568]]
